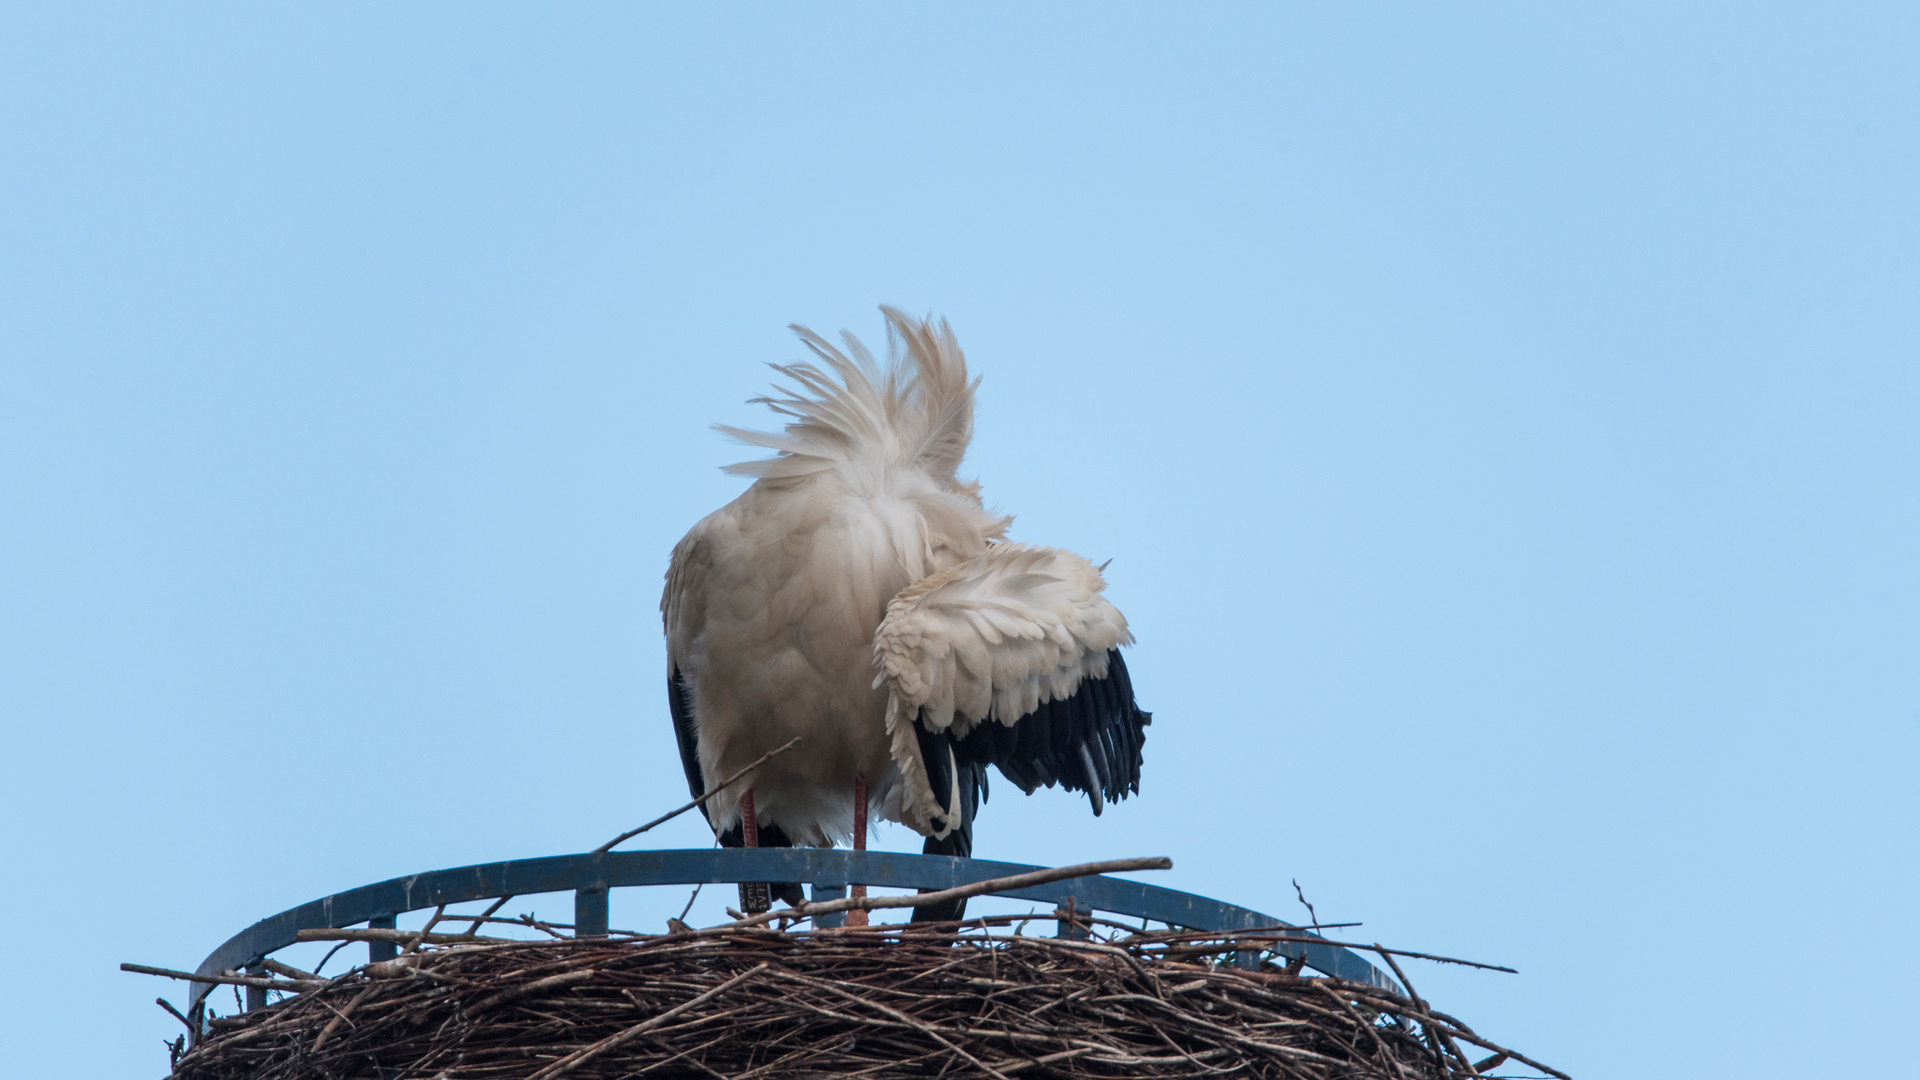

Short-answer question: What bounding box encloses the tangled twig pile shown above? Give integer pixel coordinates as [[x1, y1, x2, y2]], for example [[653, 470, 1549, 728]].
[[166, 925, 1563, 1080]]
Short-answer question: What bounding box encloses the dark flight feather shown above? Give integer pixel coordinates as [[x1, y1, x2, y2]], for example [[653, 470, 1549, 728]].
[[668, 666, 803, 912]]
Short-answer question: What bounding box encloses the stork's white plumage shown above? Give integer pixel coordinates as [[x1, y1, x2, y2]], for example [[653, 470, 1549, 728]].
[[662, 308, 1151, 918]]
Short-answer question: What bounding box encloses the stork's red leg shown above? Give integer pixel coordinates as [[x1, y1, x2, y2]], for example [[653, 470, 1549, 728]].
[[734, 787, 776, 914], [848, 774, 870, 927]]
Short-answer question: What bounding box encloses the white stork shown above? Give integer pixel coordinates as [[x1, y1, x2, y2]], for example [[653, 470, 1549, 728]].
[[662, 308, 1151, 921]]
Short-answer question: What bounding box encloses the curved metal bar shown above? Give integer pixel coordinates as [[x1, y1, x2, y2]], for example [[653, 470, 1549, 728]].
[[188, 848, 1397, 1025]]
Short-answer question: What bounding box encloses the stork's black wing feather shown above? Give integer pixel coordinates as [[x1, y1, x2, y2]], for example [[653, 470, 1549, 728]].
[[897, 650, 1152, 926], [667, 665, 803, 911], [667, 667, 707, 810], [910, 809, 977, 923], [948, 648, 1151, 811], [905, 728, 985, 924]]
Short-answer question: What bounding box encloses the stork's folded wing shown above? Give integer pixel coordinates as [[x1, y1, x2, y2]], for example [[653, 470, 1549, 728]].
[[874, 543, 1149, 838]]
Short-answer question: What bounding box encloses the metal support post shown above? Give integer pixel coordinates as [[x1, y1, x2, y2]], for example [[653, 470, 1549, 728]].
[[575, 887, 609, 938], [810, 883, 846, 928], [244, 960, 266, 1011], [368, 913, 397, 964]]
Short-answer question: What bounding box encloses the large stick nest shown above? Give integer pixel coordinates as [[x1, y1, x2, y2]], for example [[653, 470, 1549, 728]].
[[171, 927, 1556, 1080]]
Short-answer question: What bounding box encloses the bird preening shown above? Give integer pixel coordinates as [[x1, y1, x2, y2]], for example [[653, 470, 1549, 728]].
[[662, 308, 1151, 923]]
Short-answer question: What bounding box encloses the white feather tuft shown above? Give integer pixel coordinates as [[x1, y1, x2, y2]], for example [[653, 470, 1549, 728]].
[[717, 307, 990, 494]]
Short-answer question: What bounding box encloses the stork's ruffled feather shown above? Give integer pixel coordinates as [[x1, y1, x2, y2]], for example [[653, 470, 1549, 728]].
[[874, 543, 1146, 838], [874, 544, 1132, 734], [715, 307, 987, 494]]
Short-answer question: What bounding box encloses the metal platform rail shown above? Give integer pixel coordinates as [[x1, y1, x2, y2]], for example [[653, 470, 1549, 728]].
[[188, 847, 1399, 1038]]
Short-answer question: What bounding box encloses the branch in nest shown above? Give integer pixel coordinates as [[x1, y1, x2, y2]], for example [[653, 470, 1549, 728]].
[[717, 856, 1174, 930]]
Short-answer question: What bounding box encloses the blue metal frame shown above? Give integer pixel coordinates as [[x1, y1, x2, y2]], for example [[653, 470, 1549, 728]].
[[188, 848, 1397, 1037]]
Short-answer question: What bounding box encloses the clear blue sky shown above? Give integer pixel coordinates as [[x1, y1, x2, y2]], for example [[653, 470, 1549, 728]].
[[3, 5, 1915, 1077]]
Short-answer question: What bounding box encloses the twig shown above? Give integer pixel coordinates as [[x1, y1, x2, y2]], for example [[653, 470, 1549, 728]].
[[310, 940, 352, 977], [154, 997, 192, 1030], [1304, 937, 1515, 974], [294, 927, 518, 947], [460, 895, 514, 938], [715, 856, 1173, 929], [312, 986, 374, 1052], [404, 905, 448, 955], [119, 963, 324, 992], [594, 737, 802, 854], [1374, 945, 1467, 1073], [621, 1032, 734, 1078], [1422, 1022, 1572, 1080], [1292, 879, 1322, 933], [518, 913, 570, 939], [1128, 928, 1516, 974], [262, 958, 319, 982], [433, 914, 562, 928], [473, 968, 599, 1012]]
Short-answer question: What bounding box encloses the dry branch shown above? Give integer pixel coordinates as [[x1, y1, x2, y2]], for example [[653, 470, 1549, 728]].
[[120, 964, 323, 992], [294, 927, 520, 946], [594, 737, 803, 854], [718, 856, 1174, 929]]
